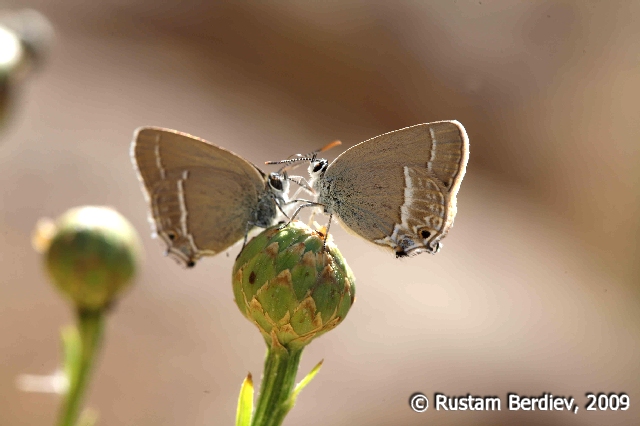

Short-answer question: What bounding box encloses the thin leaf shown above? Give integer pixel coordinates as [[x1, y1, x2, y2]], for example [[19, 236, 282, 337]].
[[284, 359, 323, 409], [236, 373, 254, 426], [76, 408, 98, 426]]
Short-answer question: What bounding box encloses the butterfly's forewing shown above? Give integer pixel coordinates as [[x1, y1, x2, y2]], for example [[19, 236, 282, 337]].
[[132, 127, 272, 267], [322, 121, 468, 256]]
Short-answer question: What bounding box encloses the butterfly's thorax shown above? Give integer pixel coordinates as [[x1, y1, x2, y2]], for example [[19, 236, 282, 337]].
[[253, 190, 278, 227], [313, 173, 335, 213], [310, 160, 349, 216]]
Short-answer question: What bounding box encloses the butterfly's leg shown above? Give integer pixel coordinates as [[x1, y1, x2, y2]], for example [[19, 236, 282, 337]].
[[242, 221, 255, 250], [322, 213, 333, 252], [308, 207, 317, 227], [281, 198, 316, 223], [281, 201, 324, 229], [290, 185, 307, 201], [283, 198, 314, 207], [286, 175, 315, 197], [275, 198, 291, 219]]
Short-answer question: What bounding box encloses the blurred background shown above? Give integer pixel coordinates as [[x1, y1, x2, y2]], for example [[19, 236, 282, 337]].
[[0, 1, 638, 425]]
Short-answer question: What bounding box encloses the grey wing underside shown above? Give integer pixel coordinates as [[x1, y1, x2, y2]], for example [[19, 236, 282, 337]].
[[132, 127, 271, 266], [325, 121, 469, 250]]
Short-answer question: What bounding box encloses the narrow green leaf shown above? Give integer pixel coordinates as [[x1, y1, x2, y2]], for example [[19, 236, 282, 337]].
[[236, 373, 254, 426], [76, 408, 98, 426], [283, 359, 323, 410]]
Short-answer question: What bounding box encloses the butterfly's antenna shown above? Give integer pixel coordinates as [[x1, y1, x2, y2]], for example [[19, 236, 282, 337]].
[[317, 140, 342, 154], [265, 140, 342, 172], [265, 156, 314, 167]]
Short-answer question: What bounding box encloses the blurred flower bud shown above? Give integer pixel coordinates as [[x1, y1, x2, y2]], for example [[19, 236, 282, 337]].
[[233, 221, 356, 350], [40, 206, 142, 311], [0, 23, 22, 127], [0, 9, 53, 75], [0, 9, 53, 129]]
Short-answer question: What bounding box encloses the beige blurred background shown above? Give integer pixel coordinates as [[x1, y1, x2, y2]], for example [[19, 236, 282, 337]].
[[1, 1, 638, 425]]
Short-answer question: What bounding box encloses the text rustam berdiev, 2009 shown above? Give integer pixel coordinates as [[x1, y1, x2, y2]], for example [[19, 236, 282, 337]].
[[408, 392, 630, 414]]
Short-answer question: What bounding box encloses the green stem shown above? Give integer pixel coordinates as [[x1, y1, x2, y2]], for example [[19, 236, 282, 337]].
[[57, 309, 105, 426], [251, 346, 303, 426]]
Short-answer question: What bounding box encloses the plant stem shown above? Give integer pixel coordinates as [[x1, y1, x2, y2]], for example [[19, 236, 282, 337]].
[[57, 309, 104, 426], [251, 346, 303, 426]]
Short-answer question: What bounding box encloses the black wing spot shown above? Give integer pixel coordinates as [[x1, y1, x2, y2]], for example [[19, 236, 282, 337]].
[[421, 230, 431, 239], [167, 232, 176, 241], [396, 250, 409, 258]]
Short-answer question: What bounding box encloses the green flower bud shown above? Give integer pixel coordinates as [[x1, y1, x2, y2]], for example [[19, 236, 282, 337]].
[[233, 221, 356, 351], [40, 206, 142, 311]]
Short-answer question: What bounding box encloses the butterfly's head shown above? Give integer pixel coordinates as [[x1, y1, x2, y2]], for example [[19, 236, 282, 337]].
[[308, 158, 328, 187], [268, 172, 290, 201]]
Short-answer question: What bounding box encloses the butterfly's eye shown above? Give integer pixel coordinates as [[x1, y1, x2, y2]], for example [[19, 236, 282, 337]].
[[269, 177, 283, 191], [268, 173, 286, 192], [312, 160, 327, 173], [166, 231, 176, 241]]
